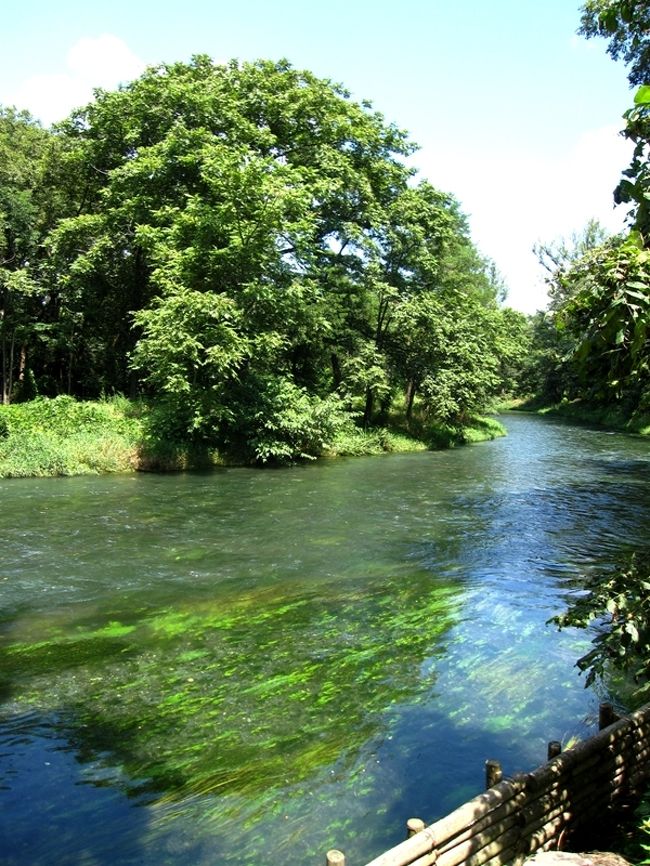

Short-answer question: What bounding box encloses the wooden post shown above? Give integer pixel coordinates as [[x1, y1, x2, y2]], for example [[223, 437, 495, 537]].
[[407, 817, 426, 838], [547, 741, 562, 759], [485, 759, 503, 789], [599, 702, 617, 730], [326, 850, 346, 866]]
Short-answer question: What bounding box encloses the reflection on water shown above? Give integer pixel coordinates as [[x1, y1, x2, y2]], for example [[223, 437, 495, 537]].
[[1, 413, 649, 865]]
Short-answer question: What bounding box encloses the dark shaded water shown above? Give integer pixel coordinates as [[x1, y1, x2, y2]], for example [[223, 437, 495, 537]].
[[1, 414, 649, 866]]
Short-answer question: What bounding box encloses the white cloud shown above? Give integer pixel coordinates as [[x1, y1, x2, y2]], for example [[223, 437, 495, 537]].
[[10, 73, 91, 127], [413, 124, 634, 313], [67, 34, 145, 89], [7, 35, 145, 126]]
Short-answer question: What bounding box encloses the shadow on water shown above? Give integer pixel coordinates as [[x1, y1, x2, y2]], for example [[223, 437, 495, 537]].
[[351, 702, 597, 865], [584, 456, 650, 481], [0, 713, 153, 866]]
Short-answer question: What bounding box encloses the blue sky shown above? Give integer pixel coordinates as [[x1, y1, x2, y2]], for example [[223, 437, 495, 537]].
[[0, 0, 636, 312]]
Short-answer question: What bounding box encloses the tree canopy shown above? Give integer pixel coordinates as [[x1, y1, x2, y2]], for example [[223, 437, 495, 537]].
[[0, 56, 523, 461], [579, 0, 650, 86]]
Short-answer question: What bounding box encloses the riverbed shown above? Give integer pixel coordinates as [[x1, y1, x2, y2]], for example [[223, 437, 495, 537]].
[[1, 413, 649, 865]]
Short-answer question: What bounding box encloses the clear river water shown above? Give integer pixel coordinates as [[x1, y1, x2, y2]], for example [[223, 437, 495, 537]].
[[1, 413, 650, 866]]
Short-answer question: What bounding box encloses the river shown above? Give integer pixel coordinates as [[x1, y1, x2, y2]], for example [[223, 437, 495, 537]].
[[1, 413, 649, 866]]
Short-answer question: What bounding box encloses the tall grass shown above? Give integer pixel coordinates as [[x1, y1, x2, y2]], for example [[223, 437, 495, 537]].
[[327, 426, 427, 457], [0, 396, 144, 478], [425, 415, 506, 448]]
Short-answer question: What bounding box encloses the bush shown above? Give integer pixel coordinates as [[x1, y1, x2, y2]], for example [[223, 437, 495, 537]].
[[229, 376, 351, 464]]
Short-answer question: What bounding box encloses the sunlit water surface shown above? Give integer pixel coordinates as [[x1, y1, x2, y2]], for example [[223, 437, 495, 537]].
[[1, 414, 649, 865]]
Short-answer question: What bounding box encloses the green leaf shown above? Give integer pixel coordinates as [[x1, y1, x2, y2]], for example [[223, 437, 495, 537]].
[[635, 86, 650, 106]]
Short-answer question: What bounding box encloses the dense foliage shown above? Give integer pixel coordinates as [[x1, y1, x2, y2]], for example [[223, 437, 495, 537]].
[[529, 227, 650, 414], [1, 57, 525, 462], [560, 232, 650, 410], [537, 4, 650, 719]]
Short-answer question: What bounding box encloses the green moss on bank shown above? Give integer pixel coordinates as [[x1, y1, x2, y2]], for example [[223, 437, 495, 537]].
[[0, 397, 506, 478], [509, 398, 650, 436]]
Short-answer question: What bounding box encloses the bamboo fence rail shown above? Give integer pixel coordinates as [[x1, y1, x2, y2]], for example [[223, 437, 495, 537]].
[[326, 702, 650, 866]]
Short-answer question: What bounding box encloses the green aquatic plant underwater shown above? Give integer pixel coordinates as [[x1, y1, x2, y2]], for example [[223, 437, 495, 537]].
[[0, 573, 459, 812]]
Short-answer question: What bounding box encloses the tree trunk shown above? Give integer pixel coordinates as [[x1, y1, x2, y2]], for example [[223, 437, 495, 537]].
[[1, 306, 7, 404], [363, 388, 374, 428], [1, 337, 6, 405], [405, 379, 417, 421], [7, 333, 15, 404], [67, 343, 73, 395], [18, 344, 26, 383]]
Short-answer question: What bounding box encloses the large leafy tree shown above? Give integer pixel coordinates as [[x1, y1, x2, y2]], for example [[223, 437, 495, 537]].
[[48, 58, 416, 443], [1, 56, 520, 459]]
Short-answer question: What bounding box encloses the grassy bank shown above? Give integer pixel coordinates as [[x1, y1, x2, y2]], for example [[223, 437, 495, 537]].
[[0, 397, 506, 478], [0, 396, 144, 478], [508, 398, 650, 436], [327, 415, 505, 457]]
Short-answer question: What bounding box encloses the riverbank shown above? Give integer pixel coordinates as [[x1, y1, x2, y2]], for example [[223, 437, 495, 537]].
[[507, 398, 650, 436], [0, 396, 144, 478], [0, 396, 506, 478]]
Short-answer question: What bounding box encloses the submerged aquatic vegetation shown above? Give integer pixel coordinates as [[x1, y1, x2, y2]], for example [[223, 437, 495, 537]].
[[0, 572, 460, 817]]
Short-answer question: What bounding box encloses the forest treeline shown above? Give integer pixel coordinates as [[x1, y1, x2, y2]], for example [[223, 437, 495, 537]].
[[0, 57, 529, 464]]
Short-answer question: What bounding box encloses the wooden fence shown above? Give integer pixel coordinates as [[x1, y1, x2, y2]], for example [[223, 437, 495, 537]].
[[326, 702, 650, 866]]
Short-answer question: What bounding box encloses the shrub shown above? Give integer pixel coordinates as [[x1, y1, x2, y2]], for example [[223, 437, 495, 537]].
[[231, 376, 351, 464]]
